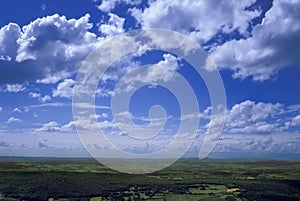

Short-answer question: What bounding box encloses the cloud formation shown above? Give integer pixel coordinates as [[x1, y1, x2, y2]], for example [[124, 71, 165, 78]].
[[13, 108, 22, 113], [214, 133, 300, 154], [5, 84, 26, 93], [6, 117, 22, 124], [52, 79, 75, 98], [130, 0, 260, 42], [99, 13, 125, 36], [34, 121, 60, 133], [223, 100, 284, 134], [37, 138, 48, 148], [29, 92, 51, 103], [130, 0, 300, 81], [119, 53, 180, 92], [291, 115, 300, 127], [0, 14, 97, 85], [34, 121, 76, 133], [211, 0, 300, 80], [0, 23, 21, 61], [97, 0, 141, 12]]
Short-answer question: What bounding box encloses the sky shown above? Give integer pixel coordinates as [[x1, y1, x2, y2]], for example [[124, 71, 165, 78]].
[[0, 0, 299, 159]]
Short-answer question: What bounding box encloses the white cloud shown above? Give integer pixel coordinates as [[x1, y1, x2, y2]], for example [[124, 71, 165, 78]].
[[193, 100, 288, 135], [136, 53, 179, 82], [34, 121, 60, 133], [97, 0, 141, 12], [99, 13, 125, 36], [0, 14, 97, 84], [6, 117, 22, 123], [0, 107, 2, 112], [98, 0, 116, 12], [29, 102, 67, 108], [34, 120, 77, 133], [72, 102, 110, 110], [52, 78, 75, 98], [60, 121, 76, 132], [211, 0, 300, 81], [213, 133, 300, 154], [0, 23, 21, 61], [40, 95, 51, 102], [99, 113, 108, 118], [38, 138, 48, 148], [29, 92, 40, 98], [72, 115, 102, 131], [29, 92, 51, 102], [96, 87, 115, 97], [119, 53, 180, 92], [36, 72, 70, 84], [183, 101, 291, 136], [223, 100, 284, 134], [291, 115, 300, 127], [5, 84, 26, 93], [286, 104, 300, 113], [13, 107, 21, 113], [130, 0, 260, 43], [129, 0, 300, 81]]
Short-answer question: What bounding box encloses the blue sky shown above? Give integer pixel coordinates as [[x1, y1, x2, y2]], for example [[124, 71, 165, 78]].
[[0, 0, 299, 159]]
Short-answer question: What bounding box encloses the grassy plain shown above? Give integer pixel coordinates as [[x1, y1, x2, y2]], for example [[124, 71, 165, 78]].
[[0, 157, 299, 201]]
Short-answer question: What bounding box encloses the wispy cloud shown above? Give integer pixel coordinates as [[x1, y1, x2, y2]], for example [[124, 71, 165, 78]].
[[6, 117, 22, 124]]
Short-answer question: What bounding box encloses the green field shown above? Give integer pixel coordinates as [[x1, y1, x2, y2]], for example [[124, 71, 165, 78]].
[[0, 158, 299, 201]]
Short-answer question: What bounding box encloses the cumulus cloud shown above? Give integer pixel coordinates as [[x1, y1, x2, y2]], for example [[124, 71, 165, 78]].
[[211, 0, 300, 81], [223, 100, 284, 134], [6, 117, 22, 124], [34, 120, 76, 133], [99, 13, 125, 36], [203, 100, 288, 135], [129, 0, 300, 81], [34, 121, 60, 133], [96, 87, 115, 97], [118, 53, 180, 92], [97, 0, 141, 12], [0, 23, 21, 61], [291, 115, 300, 127], [97, 0, 116, 12], [29, 92, 40, 99], [29, 92, 51, 102], [72, 114, 112, 131], [40, 95, 51, 102], [34, 115, 110, 134], [52, 78, 75, 98], [60, 121, 76, 132], [130, 0, 260, 43], [5, 84, 26, 93], [130, 53, 179, 82], [0, 14, 97, 85]]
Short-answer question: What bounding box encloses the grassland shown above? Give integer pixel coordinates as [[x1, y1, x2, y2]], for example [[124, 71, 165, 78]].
[[0, 157, 299, 201]]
